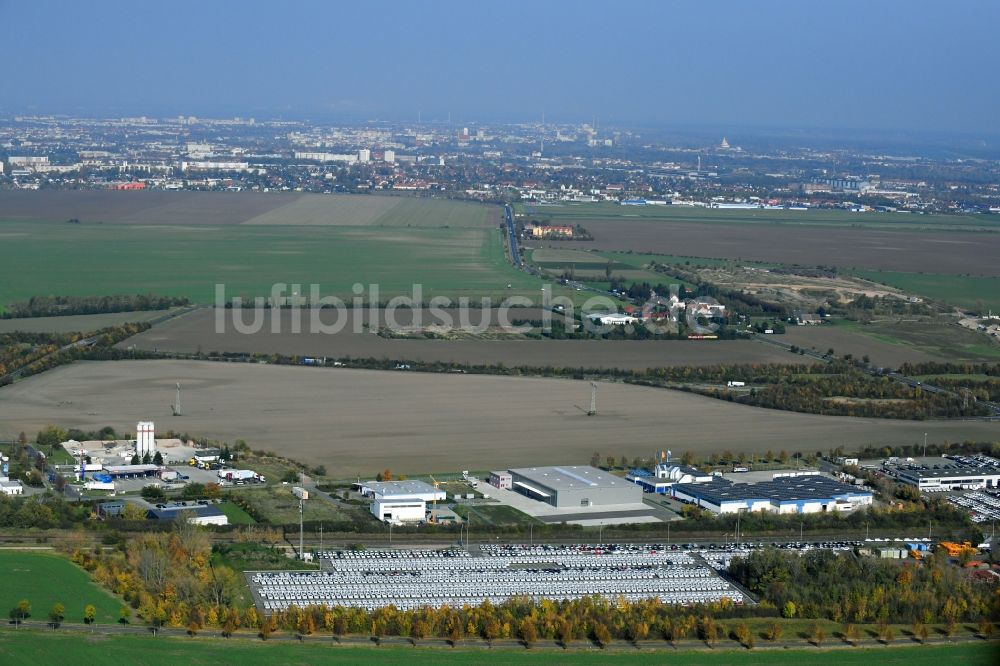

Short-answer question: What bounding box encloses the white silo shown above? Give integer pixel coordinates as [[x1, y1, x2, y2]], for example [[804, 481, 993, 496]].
[[136, 421, 156, 458]]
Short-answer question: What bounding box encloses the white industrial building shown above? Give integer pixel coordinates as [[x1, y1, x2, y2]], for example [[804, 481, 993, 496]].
[[672, 475, 873, 515], [628, 464, 714, 494], [893, 466, 1000, 492], [357, 480, 445, 524], [587, 312, 641, 326], [136, 421, 156, 458], [371, 498, 426, 524], [356, 480, 445, 503]]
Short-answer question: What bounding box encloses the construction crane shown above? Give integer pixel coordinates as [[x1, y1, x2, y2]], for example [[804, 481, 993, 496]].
[[587, 382, 597, 416]]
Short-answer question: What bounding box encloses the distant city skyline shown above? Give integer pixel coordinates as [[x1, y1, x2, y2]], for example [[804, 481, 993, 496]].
[[2, 0, 999, 135]]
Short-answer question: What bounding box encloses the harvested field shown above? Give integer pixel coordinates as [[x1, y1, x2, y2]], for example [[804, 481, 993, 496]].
[[0, 310, 177, 334], [544, 220, 1000, 276], [244, 195, 494, 228], [0, 360, 996, 476], [0, 190, 495, 228], [0, 190, 293, 225], [120, 307, 805, 370]]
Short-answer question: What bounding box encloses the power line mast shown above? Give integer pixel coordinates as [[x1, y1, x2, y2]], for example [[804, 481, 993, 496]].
[[293, 486, 309, 559], [587, 382, 597, 416], [171, 382, 181, 416]]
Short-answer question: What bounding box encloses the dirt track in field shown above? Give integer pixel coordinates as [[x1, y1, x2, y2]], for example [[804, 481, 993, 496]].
[[553, 219, 1000, 276], [1, 360, 996, 476]]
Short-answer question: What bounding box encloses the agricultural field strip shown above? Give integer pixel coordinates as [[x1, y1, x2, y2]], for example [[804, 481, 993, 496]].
[[118, 307, 808, 369], [517, 201, 1000, 231], [542, 219, 1000, 277], [1, 359, 997, 475]]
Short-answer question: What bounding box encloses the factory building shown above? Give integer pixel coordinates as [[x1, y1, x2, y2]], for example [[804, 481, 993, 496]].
[[355, 480, 445, 503], [508, 465, 642, 508], [672, 475, 872, 515], [371, 498, 426, 524], [892, 466, 1000, 492]]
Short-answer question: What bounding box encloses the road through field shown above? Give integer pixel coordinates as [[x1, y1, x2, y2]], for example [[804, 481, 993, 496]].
[[1, 360, 996, 476]]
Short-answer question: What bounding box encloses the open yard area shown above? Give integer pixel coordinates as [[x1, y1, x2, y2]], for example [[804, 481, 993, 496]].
[[0, 551, 123, 625], [0, 360, 997, 476], [227, 485, 373, 528], [119, 307, 806, 370]]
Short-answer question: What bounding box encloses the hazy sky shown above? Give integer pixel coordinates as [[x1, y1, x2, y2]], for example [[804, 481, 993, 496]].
[[2, 0, 998, 134]]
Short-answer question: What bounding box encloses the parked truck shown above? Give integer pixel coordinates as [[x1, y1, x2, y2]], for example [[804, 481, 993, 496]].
[[218, 468, 264, 484]]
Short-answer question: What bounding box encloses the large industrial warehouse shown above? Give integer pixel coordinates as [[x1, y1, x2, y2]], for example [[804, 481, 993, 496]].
[[672, 474, 873, 515], [508, 465, 642, 508]]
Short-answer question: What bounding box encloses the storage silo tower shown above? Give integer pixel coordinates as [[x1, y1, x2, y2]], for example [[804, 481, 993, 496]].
[[136, 421, 156, 458]]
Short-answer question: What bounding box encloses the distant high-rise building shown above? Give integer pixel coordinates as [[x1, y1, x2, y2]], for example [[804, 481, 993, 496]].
[[358, 149, 371, 163], [383, 149, 395, 164]]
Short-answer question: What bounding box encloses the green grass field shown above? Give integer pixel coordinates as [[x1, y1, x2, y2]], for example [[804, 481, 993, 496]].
[[516, 202, 1000, 232], [0, 630, 996, 666], [452, 504, 541, 526], [0, 551, 124, 625], [218, 501, 256, 525], [0, 220, 545, 306], [853, 270, 1000, 312], [834, 318, 1000, 361]]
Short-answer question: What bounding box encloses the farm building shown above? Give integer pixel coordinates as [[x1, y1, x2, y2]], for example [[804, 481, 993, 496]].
[[672, 475, 872, 515], [508, 465, 642, 508]]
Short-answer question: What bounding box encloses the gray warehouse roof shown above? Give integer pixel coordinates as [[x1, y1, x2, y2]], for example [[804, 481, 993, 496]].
[[148, 505, 225, 520], [509, 466, 630, 492], [359, 480, 441, 496]]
